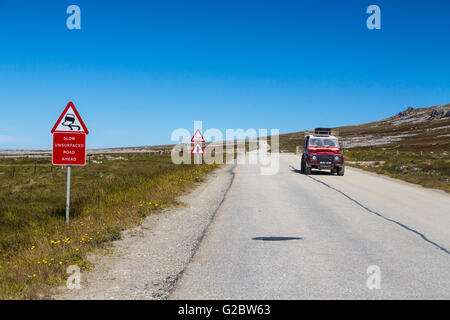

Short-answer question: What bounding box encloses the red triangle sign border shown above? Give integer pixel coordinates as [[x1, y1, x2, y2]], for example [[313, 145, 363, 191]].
[[191, 142, 205, 154], [51, 101, 89, 134], [191, 129, 205, 142]]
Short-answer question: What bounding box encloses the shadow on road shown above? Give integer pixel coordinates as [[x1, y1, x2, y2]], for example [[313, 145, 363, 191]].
[[252, 237, 302, 241]]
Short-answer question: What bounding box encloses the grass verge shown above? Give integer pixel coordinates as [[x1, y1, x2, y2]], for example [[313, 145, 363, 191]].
[[344, 150, 450, 192], [0, 153, 217, 299]]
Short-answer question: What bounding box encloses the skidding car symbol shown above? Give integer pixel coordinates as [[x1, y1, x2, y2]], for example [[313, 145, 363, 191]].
[[61, 113, 81, 131]]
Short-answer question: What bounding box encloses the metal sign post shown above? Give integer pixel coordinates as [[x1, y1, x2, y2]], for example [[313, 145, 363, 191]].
[[66, 165, 71, 224]]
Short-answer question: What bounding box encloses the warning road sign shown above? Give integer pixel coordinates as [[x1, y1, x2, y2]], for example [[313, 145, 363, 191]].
[[191, 129, 205, 142], [51, 102, 88, 166], [51, 102, 89, 134], [191, 142, 205, 155]]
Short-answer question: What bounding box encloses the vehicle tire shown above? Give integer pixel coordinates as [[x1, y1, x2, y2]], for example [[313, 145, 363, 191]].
[[300, 156, 305, 173], [331, 168, 337, 175], [337, 165, 345, 176], [304, 164, 312, 175]]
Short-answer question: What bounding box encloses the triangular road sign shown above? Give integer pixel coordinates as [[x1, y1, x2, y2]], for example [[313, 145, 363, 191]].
[[191, 142, 205, 154], [191, 129, 205, 142], [51, 102, 89, 134]]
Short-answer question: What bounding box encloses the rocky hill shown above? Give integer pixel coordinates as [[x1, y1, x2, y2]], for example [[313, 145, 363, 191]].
[[279, 104, 450, 152]]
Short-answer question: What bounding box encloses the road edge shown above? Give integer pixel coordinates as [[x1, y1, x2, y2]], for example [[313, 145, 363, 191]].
[[53, 163, 236, 300]]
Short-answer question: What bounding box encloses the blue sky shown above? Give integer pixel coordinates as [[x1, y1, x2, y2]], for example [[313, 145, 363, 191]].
[[0, 0, 449, 149]]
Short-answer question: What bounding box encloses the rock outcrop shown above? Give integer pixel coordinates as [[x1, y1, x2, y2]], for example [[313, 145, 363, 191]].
[[429, 109, 446, 120], [398, 106, 414, 117]]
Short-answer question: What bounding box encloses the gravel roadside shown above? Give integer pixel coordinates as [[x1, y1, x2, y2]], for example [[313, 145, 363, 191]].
[[54, 164, 235, 300]]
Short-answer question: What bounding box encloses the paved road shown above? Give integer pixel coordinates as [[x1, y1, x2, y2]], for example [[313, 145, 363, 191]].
[[170, 153, 450, 299]]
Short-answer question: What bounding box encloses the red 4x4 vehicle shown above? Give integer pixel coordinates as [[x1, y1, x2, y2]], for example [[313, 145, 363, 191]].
[[301, 128, 345, 176]]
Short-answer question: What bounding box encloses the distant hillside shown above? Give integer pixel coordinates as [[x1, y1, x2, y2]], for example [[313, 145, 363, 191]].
[[0, 144, 175, 158], [2, 104, 449, 157], [278, 104, 450, 152]]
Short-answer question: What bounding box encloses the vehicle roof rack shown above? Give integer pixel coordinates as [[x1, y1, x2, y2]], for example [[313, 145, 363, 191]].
[[304, 128, 340, 138], [304, 128, 340, 140], [314, 128, 332, 135]]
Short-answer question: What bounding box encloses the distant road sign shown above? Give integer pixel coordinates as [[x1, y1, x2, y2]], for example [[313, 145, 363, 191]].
[[51, 102, 88, 166], [191, 142, 205, 155], [52, 132, 86, 165], [191, 129, 205, 142]]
